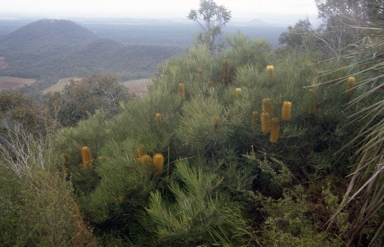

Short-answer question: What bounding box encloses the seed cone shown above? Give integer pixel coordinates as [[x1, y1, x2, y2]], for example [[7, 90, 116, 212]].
[[140, 154, 153, 166], [261, 112, 271, 134], [137, 147, 146, 158], [346, 76, 356, 100], [235, 88, 242, 99], [281, 101, 292, 121], [262, 98, 273, 115], [270, 117, 280, 143], [266, 65, 274, 86], [153, 153, 164, 175], [81, 146, 92, 169]]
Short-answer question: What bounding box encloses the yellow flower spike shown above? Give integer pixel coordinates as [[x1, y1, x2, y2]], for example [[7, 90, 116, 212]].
[[235, 88, 242, 99], [251, 111, 258, 127], [178, 83, 186, 100], [266, 65, 274, 86], [81, 146, 92, 169], [137, 146, 146, 158], [261, 112, 271, 134], [346, 76, 356, 100], [266, 65, 274, 76], [281, 101, 292, 121], [262, 98, 273, 115], [270, 117, 280, 143], [346, 76, 356, 90], [140, 154, 153, 166], [155, 113, 162, 125], [153, 153, 164, 175]]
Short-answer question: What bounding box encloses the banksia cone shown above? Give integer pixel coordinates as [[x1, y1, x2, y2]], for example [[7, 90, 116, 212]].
[[346, 76, 356, 100], [262, 98, 273, 115], [235, 88, 242, 99], [270, 117, 280, 143], [346, 76, 356, 90], [251, 111, 258, 127], [281, 101, 292, 121], [140, 154, 152, 166], [153, 153, 164, 175], [155, 113, 162, 126], [137, 147, 146, 158], [81, 146, 92, 169], [178, 83, 185, 100], [261, 112, 271, 134]]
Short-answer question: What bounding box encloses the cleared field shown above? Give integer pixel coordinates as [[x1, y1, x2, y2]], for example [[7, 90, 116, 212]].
[[121, 79, 151, 96], [0, 76, 36, 90], [42, 77, 82, 94], [43, 77, 151, 95]]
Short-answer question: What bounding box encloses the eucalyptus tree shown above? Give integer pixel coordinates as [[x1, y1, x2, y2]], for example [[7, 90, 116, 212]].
[[188, 0, 231, 54]]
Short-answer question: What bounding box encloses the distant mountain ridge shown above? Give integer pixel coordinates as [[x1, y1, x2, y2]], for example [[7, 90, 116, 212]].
[[4, 19, 99, 45], [0, 19, 184, 84]]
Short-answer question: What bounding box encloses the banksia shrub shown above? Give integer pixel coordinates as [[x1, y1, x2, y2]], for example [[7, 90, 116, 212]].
[[281, 101, 292, 121], [270, 117, 280, 143], [261, 112, 271, 134], [153, 153, 164, 175], [178, 83, 186, 100], [81, 146, 92, 169], [140, 154, 153, 166], [262, 98, 273, 115]]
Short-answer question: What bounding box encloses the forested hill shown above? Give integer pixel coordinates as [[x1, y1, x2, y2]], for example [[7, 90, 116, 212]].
[[0, 19, 184, 81]]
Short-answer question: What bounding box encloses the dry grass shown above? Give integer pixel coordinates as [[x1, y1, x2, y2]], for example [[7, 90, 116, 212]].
[[0, 76, 36, 90]]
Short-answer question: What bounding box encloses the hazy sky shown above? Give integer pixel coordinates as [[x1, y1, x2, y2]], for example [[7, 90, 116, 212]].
[[1, 0, 318, 21]]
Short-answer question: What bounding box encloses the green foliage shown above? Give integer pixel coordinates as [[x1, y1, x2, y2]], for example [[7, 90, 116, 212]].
[[0, 90, 53, 135], [0, 124, 96, 246], [0, 164, 20, 246], [256, 185, 341, 247], [326, 30, 384, 246], [39, 11, 381, 245], [45, 74, 135, 127], [146, 160, 254, 246], [14, 170, 94, 246]]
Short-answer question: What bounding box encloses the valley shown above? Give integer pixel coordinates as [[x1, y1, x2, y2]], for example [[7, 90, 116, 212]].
[[0, 17, 285, 96]]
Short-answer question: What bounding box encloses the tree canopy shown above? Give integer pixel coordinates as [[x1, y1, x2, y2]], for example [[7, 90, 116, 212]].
[[188, 0, 231, 54]]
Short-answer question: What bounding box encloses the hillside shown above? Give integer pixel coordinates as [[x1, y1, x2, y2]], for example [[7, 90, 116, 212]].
[[0, 19, 184, 84]]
